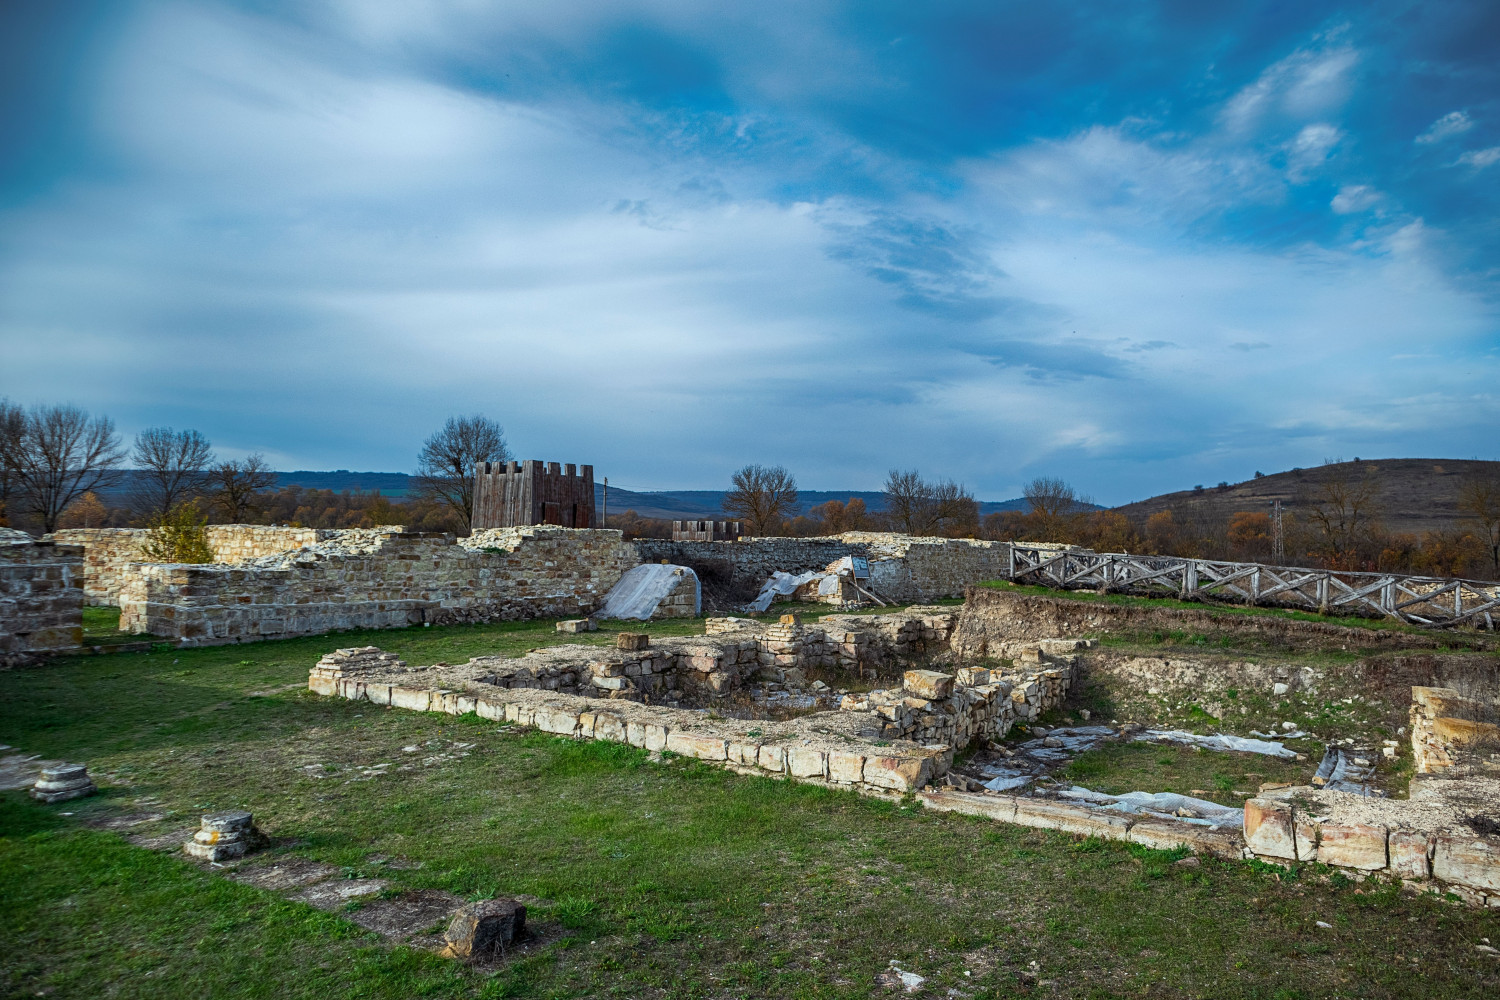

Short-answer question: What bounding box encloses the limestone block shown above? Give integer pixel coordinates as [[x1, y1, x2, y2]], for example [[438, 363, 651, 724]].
[[591, 713, 627, 743], [183, 810, 264, 862], [903, 669, 953, 700], [1317, 823, 1388, 870], [556, 619, 596, 633], [593, 676, 629, 691], [391, 687, 433, 712], [534, 705, 580, 736], [862, 754, 933, 792], [788, 746, 828, 779], [827, 751, 865, 784], [1389, 830, 1433, 880], [617, 632, 650, 651], [1433, 836, 1500, 892], [1012, 798, 1133, 838], [1295, 813, 1320, 862], [758, 744, 786, 773], [454, 695, 477, 716], [955, 667, 991, 688], [365, 685, 393, 706], [505, 703, 535, 727], [1243, 799, 1298, 860], [30, 764, 97, 804], [918, 789, 1017, 822], [666, 732, 728, 760], [1128, 817, 1243, 859], [626, 721, 669, 752]]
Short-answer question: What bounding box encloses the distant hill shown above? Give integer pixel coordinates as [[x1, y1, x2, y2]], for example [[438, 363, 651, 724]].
[[1110, 459, 1500, 536], [596, 487, 1095, 522]]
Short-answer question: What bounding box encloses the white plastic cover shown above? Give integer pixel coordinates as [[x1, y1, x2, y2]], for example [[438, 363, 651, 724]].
[[1059, 786, 1244, 827], [748, 570, 823, 612], [1133, 729, 1299, 759], [599, 563, 701, 620]]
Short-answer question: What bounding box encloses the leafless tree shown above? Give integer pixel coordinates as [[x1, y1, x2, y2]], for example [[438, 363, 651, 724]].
[[1306, 469, 1381, 568], [0, 403, 125, 533], [723, 464, 799, 536], [1022, 476, 1088, 541], [1458, 475, 1500, 578], [413, 415, 510, 532], [0, 399, 24, 525], [206, 454, 278, 523], [883, 469, 977, 536], [130, 427, 214, 518]]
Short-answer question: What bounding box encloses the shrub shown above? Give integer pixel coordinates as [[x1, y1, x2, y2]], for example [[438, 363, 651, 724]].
[[140, 502, 214, 563]]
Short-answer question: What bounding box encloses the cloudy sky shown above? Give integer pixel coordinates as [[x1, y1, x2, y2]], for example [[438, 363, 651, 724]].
[[1, 1, 1497, 504]]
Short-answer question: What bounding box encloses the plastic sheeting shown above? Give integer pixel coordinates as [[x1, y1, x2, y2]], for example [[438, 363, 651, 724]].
[[1313, 747, 1384, 797], [748, 570, 823, 612], [1059, 786, 1244, 827], [1134, 729, 1299, 759], [599, 563, 700, 620]]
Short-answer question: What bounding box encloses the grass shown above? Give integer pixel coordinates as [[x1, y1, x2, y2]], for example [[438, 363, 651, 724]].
[[977, 579, 1492, 644], [82, 605, 138, 645], [3, 617, 1499, 998], [1058, 742, 1311, 807]]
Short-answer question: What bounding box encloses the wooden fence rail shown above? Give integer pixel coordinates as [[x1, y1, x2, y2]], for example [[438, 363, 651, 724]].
[[1006, 546, 1500, 631]]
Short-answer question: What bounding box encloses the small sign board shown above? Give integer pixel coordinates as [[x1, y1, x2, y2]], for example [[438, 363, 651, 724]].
[[851, 556, 870, 580]]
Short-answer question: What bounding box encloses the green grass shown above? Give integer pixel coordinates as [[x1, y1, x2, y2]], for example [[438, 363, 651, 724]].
[[3, 617, 1498, 998], [1058, 742, 1311, 807], [81, 605, 137, 644]]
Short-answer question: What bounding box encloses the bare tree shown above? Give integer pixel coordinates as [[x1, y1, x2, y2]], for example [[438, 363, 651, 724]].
[[1306, 469, 1381, 568], [131, 427, 214, 518], [723, 464, 799, 536], [1022, 476, 1086, 542], [1458, 475, 1500, 578], [0, 403, 124, 533], [414, 415, 510, 532], [206, 454, 278, 523], [882, 469, 976, 536], [0, 399, 24, 525]]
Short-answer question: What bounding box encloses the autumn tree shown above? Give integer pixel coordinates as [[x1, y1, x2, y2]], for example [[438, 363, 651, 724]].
[[1458, 476, 1500, 578], [59, 491, 110, 528], [1080, 510, 1137, 553], [131, 427, 214, 518], [413, 415, 510, 532], [1227, 511, 1271, 560], [723, 464, 799, 536], [1022, 476, 1087, 542], [808, 497, 871, 534], [1144, 510, 1179, 555], [206, 454, 277, 522], [0, 403, 124, 532]]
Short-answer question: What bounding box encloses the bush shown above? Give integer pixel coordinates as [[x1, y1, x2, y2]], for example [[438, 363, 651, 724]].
[[139, 502, 214, 563]]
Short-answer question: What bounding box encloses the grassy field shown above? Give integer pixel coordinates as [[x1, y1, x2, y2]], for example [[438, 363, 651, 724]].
[[3, 615, 1498, 999]]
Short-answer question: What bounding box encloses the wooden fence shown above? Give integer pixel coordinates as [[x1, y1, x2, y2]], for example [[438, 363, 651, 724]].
[[1007, 546, 1499, 630]]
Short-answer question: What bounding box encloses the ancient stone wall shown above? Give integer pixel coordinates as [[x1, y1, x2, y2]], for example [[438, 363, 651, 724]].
[[118, 527, 637, 644], [1, 537, 83, 666], [635, 533, 1010, 606], [49, 525, 346, 604]]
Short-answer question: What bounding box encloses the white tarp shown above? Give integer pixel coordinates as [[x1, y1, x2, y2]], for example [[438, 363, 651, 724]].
[[1133, 729, 1299, 759], [599, 564, 700, 620], [748, 570, 823, 612], [1059, 786, 1244, 827]]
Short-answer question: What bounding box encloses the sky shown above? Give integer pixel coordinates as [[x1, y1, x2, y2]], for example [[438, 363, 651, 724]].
[[1, 1, 1497, 505]]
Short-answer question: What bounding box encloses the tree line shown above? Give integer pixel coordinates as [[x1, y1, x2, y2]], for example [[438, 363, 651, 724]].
[[0, 402, 510, 544]]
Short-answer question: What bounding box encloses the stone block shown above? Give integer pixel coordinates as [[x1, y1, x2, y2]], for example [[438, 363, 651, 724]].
[[1317, 823, 1388, 871], [390, 687, 432, 712], [183, 810, 264, 862], [919, 789, 1017, 821], [1012, 798, 1133, 838], [1128, 817, 1243, 859], [1433, 836, 1500, 892], [591, 713, 627, 743], [758, 744, 786, 773], [827, 751, 865, 784], [556, 618, 596, 633], [788, 746, 827, 779], [903, 670, 954, 700], [617, 632, 650, 651], [439, 899, 527, 960], [666, 732, 728, 761], [474, 698, 505, 721], [728, 742, 761, 766], [862, 754, 934, 792], [505, 703, 535, 727], [626, 721, 669, 752], [30, 764, 97, 804], [1389, 830, 1433, 880], [1243, 798, 1298, 860]]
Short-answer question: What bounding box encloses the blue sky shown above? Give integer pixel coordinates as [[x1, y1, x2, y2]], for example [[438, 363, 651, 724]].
[[1, 1, 1497, 504]]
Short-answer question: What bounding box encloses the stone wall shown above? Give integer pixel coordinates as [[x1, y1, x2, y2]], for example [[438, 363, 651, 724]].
[[1, 536, 83, 666], [49, 525, 346, 604], [635, 533, 1011, 607], [118, 527, 637, 644]]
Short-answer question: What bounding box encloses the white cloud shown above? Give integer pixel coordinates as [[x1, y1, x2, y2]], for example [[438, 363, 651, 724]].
[[1285, 123, 1341, 181], [1219, 35, 1358, 134], [1415, 110, 1472, 144], [1330, 184, 1382, 213], [1456, 146, 1500, 170]]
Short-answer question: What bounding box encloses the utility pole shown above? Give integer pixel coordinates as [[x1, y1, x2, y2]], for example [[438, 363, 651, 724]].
[[1271, 499, 1285, 565], [602, 477, 608, 529]]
